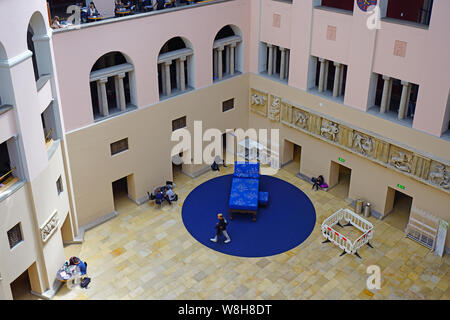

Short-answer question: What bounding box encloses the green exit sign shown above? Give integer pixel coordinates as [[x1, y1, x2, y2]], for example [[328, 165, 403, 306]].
[[397, 184, 405, 190], [338, 157, 345, 163]]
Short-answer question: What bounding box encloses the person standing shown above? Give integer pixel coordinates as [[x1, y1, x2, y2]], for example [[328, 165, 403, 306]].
[[210, 213, 231, 243]]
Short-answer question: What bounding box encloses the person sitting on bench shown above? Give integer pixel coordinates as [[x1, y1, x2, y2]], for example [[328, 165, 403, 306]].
[[211, 160, 220, 171], [311, 175, 324, 191], [164, 187, 177, 204]]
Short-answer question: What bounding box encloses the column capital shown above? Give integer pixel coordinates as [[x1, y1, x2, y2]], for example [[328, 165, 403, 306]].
[[401, 80, 410, 86], [99, 77, 108, 84], [217, 46, 224, 52], [179, 56, 187, 62], [280, 47, 286, 52], [333, 61, 341, 67], [382, 75, 391, 81], [266, 43, 274, 48], [164, 61, 172, 66], [230, 42, 237, 48], [318, 57, 325, 63], [117, 72, 126, 79]]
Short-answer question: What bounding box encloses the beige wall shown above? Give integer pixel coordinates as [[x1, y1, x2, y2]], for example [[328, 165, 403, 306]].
[[66, 75, 250, 227], [0, 184, 42, 300], [29, 142, 70, 288]]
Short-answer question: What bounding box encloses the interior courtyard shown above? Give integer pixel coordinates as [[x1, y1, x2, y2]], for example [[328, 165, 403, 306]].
[[11, 158, 448, 300]]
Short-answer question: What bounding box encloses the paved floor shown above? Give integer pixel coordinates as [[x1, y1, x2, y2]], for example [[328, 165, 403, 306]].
[[46, 162, 449, 300]]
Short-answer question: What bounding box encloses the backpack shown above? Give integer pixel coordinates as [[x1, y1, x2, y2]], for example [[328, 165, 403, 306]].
[[80, 277, 91, 289]]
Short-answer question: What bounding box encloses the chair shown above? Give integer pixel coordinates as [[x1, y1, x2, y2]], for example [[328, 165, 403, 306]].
[[258, 191, 269, 207]]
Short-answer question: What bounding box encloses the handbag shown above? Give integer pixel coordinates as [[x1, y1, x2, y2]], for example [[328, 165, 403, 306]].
[[80, 277, 91, 289]]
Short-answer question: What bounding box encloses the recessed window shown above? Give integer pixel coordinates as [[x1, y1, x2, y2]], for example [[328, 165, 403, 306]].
[[172, 116, 187, 131], [8, 223, 23, 249], [222, 98, 235, 112], [56, 176, 63, 195], [110, 138, 129, 156]]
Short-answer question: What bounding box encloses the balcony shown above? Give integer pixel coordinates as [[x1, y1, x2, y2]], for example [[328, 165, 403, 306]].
[[0, 138, 25, 202], [50, 0, 231, 31]]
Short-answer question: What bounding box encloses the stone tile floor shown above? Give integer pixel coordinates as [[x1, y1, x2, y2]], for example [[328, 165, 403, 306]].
[[53, 163, 449, 300]]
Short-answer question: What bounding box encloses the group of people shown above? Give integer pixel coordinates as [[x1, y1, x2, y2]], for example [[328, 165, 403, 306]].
[[50, 0, 208, 28], [148, 182, 178, 205]]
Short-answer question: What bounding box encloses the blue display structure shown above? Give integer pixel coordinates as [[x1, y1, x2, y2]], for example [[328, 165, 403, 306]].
[[357, 0, 377, 12]]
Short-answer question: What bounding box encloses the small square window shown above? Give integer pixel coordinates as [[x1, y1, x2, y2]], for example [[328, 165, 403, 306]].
[[7, 223, 23, 249], [111, 138, 129, 156], [172, 116, 187, 131], [56, 176, 63, 195], [222, 99, 235, 112]]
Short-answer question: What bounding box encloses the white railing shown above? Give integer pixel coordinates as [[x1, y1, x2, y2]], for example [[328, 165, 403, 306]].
[[321, 208, 373, 255]]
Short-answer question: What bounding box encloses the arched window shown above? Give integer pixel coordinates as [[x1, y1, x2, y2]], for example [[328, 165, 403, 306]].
[[158, 37, 194, 98], [27, 12, 49, 82], [213, 25, 242, 81], [89, 52, 135, 120]]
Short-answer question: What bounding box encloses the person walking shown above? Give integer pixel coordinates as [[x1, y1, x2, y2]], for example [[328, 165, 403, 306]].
[[210, 213, 231, 243]]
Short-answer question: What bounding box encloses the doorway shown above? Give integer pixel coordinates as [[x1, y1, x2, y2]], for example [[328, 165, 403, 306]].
[[112, 175, 135, 213], [10, 262, 41, 300], [283, 140, 302, 176], [383, 187, 413, 231], [172, 151, 184, 185], [328, 161, 352, 200]]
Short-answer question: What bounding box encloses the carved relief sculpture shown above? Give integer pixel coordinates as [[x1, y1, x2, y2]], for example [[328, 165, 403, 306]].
[[249, 88, 450, 194], [293, 108, 309, 129], [268, 96, 281, 121], [320, 120, 339, 141], [41, 212, 59, 243], [353, 132, 373, 156], [250, 89, 268, 117], [429, 163, 450, 189], [251, 93, 267, 106], [389, 150, 412, 173]]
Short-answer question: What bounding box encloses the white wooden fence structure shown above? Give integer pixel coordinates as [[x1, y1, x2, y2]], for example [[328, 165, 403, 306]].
[[321, 208, 374, 258]]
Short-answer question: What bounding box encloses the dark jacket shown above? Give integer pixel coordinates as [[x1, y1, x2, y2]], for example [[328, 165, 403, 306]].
[[215, 218, 228, 231], [156, 0, 165, 10]]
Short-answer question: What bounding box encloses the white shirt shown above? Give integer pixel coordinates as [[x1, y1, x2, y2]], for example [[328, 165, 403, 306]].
[[166, 188, 176, 200]]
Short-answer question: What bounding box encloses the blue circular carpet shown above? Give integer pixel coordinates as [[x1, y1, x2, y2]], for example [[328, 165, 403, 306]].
[[182, 174, 316, 257]]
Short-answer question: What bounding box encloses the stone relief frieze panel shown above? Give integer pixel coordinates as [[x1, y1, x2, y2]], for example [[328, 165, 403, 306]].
[[352, 131, 374, 157], [249, 88, 450, 193], [428, 162, 450, 189], [41, 211, 59, 243], [320, 119, 339, 142], [268, 95, 281, 121], [250, 89, 268, 117], [292, 107, 309, 130], [389, 146, 413, 173]]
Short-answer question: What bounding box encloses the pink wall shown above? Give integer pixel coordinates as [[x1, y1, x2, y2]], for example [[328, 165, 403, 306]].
[[373, 21, 428, 84], [0, 109, 17, 143], [259, 0, 291, 49], [411, 0, 450, 136], [310, 7, 352, 65], [53, 0, 252, 133], [53, 0, 450, 136]]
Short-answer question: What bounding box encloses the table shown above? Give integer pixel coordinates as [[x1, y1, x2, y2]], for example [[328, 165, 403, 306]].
[[56, 264, 81, 289], [87, 15, 103, 22], [116, 10, 131, 16]]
